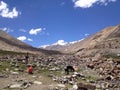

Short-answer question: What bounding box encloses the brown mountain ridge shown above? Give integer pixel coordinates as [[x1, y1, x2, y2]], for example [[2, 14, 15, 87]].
[[0, 24, 120, 57], [42, 24, 120, 58], [0, 30, 61, 55]]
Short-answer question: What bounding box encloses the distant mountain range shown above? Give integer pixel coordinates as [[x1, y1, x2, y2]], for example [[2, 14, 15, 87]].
[[40, 24, 120, 57], [0, 24, 120, 57]]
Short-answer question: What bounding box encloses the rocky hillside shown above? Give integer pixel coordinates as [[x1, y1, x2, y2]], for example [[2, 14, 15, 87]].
[[73, 24, 120, 57], [0, 26, 120, 90], [0, 30, 61, 55], [0, 30, 32, 51], [42, 24, 120, 57]]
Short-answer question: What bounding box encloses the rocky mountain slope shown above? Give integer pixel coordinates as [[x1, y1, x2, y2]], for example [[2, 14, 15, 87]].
[[74, 24, 120, 57], [0, 30, 61, 55], [42, 24, 120, 57], [1, 24, 120, 56], [0, 30, 32, 51]]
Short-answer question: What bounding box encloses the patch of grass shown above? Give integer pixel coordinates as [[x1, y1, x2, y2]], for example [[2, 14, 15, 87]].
[[37, 68, 62, 77], [0, 50, 26, 55], [82, 69, 99, 83], [103, 53, 120, 59], [0, 60, 27, 73], [0, 61, 13, 72], [86, 75, 98, 82], [34, 67, 65, 85], [17, 61, 27, 70]]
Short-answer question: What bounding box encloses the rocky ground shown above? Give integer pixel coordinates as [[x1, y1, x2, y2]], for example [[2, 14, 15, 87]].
[[0, 54, 120, 90]]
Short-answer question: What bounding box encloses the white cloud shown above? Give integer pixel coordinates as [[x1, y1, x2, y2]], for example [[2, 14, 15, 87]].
[[40, 45, 50, 48], [40, 40, 68, 48], [0, 1, 7, 10], [19, 29, 26, 32], [53, 40, 68, 46], [69, 38, 84, 44], [73, 0, 117, 8], [27, 38, 33, 42], [84, 33, 89, 37], [17, 36, 33, 42], [29, 28, 42, 35], [0, 1, 19, 18], [40, 39, 86, 48], [1, 27, 7, 31], [17, 36, 27, 41], [40, 39, 85, 48], [0, 27, 13, 32], [69, 40, 78, 44]]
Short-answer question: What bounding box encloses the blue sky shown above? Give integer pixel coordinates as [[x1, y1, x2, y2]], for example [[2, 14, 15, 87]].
[[0, 0, 120, 48]]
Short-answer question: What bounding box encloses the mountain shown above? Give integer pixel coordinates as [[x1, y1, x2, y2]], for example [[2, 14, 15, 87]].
[[40, 40, 83, 51], [1, 24, 120, 56], [41, 44, 65, 50], [0, 30, 32, 51], [0, 30, 61, 55], [41, 24, 120, 57]]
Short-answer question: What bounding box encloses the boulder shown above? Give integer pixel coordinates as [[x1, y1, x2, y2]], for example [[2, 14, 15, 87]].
[[33, 81, 42, 85], [9, 83, 22, 89], [77, 83, 96, 90]]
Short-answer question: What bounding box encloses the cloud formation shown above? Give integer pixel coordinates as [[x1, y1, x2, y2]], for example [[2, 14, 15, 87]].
[[17, 36, 33, 42], [40, 40, 68, 48], [27, 38, 33, 42], [1, 27, 13, 32], [17, 36, 27, 41], [29, 28, 42, 35], [40, 45, 50, 48], [84, 33, 89, 37], [40, 39, 85, 48], [73, 0, 117, 8], [19, 29, 26, 32], [0, 1, 19, 18], [53, 40, 68, 46]]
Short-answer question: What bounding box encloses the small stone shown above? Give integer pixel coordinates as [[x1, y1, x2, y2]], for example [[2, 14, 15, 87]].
[[11, 71, 19, 75], [9, 84, 22, 89], [33, 81, 42, 85], [57, 84, 65, 88], [72, 84, 78, 90]]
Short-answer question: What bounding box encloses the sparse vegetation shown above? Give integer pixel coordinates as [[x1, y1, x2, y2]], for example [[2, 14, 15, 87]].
[[103, 53, 120, 59], [0, 60, 27, 73], [0, 50, 26, 55], [0, 25, 120, 90]]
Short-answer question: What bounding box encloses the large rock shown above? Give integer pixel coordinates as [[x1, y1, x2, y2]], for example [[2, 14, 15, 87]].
[[77, 83, 96, 90], [9, 83, 22, 89]]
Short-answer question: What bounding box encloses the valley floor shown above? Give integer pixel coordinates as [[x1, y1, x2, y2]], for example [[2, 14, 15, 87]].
[[0, 54, 119, 90]]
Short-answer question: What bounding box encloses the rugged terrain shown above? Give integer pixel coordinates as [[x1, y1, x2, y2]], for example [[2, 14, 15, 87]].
[[0, 25, 120, 90], [43, 24, 120, 57]]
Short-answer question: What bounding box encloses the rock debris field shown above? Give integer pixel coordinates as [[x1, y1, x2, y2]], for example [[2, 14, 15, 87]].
[[0, 54, 120, 90]]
